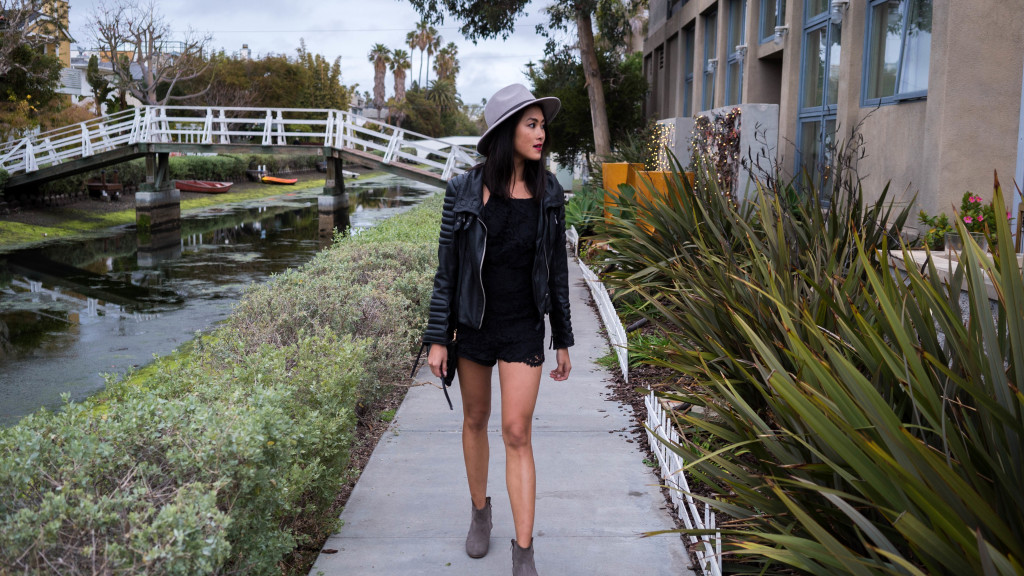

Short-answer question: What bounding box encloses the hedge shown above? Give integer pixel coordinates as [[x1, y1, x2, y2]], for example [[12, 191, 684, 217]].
[[0, 192, 444, 574]]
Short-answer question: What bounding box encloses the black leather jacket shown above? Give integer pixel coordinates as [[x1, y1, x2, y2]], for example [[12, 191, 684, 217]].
[[423, 167, 574, 350]]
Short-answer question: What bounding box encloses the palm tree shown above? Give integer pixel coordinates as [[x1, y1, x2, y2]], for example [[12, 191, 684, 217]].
[[367, 43, 391, 112], [389, 48, 412, 124], [433, 42, 460, 82], [423, 28, 441, 86], [390, 49, 411, 103], [427, 77, 460, 116], [410, 20, 431, 87]]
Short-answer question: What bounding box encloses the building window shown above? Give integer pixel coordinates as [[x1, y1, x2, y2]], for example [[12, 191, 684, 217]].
[[863, 0, 932, 105], [702, 11, 717, 111], [797, 5, 841, 195], [725, 0, 747, 105], [683, 25, 695, 117], [759, 0, 786, 43], [806, 0, 829, 17]]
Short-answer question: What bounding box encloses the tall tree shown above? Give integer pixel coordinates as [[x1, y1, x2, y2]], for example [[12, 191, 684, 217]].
[[85, 54, 113, 114], [406, 0, 639, 161], [0, 0, 68, 82], [88, 0, 212, 105], [367, 43, 390, 111], [390, 48, 411, 103], [405, 30, 418, 84], [433, 41, 459, 82], [423, 27, 440, 86], [408, 19, 431, 87], [529, 46, 646, 166], [297, 39, 348, 110]]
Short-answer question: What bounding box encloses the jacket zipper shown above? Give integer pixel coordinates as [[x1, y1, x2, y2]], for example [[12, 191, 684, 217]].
[[545, 210, 554, 348], [476, 215, 487, 329]]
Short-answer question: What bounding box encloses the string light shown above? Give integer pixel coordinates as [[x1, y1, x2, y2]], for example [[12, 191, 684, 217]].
[[690, 107, 742, 198], [646, 121, 675, 171]]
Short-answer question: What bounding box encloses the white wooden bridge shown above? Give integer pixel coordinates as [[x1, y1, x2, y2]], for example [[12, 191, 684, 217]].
[[0, 106, 481, 190]]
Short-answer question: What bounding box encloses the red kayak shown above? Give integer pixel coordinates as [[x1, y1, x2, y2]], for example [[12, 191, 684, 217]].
[[261, 176, 298, 185], [175, 180, 233, 193]]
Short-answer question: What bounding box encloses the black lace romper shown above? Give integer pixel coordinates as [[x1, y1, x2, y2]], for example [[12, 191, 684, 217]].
[[457, 195, 545, 368]]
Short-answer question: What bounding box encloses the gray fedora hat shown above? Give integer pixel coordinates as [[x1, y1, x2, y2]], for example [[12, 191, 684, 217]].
[[477, 83, 560, 156]]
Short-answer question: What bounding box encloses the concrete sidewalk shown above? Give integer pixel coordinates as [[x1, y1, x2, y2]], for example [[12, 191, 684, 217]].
[[309, 254, 695, 576]]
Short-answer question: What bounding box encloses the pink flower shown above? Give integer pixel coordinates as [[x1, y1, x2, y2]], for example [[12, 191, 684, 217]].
[[964, 216, 973, 224], [1008, 211, 1013, 220], [977, 215, 984, 221]]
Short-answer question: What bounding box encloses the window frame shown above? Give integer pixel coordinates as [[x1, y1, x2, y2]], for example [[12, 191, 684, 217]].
[[725, 0, 747, 105], [683, 25, 695, 117], [759, 0, 786, 44], [796, 4, 841, 195], [702, 10, 718, 111], [860, 0, 931, 107]]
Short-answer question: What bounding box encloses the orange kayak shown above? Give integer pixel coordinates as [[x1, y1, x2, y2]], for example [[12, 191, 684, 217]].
[[261, 176, 298, 185]]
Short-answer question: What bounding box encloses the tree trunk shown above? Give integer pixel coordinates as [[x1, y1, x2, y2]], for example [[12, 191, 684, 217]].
[[576, 8, 611, 161]]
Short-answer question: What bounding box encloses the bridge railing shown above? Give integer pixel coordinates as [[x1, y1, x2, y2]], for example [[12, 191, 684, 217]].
[[0, 106, 480, 183]]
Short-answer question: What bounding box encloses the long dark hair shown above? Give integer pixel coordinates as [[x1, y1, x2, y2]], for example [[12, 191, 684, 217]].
[[481, 106, 550, 202]]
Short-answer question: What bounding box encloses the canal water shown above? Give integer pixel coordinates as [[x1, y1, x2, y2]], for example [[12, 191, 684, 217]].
[[0, 175, 440, 426]]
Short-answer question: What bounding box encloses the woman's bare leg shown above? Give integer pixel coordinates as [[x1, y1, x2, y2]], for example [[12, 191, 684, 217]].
[[458, 358, 493, 509], [498, 360, 543, 548]]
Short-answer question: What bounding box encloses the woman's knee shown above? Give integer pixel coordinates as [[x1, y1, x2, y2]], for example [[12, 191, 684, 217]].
[[463, 407, 490, 432], [502, 421, 532, 449]]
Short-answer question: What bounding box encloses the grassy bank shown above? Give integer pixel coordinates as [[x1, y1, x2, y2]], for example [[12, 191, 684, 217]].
[[0, 193, 441, 575]]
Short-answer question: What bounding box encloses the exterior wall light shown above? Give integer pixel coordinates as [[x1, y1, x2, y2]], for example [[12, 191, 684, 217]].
[[830, 0, 850, 24], [773, 25, 789, 46]]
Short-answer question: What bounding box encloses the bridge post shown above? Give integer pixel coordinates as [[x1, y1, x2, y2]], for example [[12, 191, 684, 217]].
[[135, 151, 181, 259], [318, 148, 350, 244]]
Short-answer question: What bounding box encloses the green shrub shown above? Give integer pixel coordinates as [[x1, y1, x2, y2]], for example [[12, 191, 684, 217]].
[[227, 196, 441, 406], [169, 155, 249, 182], [0, 330, 365, 575], [565, 183, 604, 237], [600, 153, 1024, 574]]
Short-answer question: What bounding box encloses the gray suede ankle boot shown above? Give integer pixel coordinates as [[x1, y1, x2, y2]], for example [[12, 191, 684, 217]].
[[465, 497, 492, 558], [511, 539, 538, 576]]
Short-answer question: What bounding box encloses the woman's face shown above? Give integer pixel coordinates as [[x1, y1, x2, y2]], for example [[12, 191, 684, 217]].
[[513, 105, 546, 163]]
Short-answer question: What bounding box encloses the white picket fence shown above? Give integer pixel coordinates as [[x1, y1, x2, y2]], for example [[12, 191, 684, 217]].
[[568, 225, 724, 576], [0, 106, 479, 183]]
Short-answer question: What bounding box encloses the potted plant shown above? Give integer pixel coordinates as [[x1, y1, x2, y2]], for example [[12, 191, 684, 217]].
[[946, 191, 998, 253], [918, 210, 951, 250]]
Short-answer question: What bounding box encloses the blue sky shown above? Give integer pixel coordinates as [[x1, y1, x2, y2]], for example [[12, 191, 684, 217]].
[[68, 0, 555, 105]]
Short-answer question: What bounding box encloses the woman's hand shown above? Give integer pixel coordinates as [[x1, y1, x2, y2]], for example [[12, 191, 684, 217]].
[[550, 348, 571, 381], [427, 343, 449, 379]]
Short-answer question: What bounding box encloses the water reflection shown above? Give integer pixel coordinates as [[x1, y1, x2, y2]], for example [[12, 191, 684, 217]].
[[0, 176, 439, 425]]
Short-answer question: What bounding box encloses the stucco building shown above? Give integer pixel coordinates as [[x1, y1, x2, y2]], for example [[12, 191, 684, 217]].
[[643, 0, 1024, 221]]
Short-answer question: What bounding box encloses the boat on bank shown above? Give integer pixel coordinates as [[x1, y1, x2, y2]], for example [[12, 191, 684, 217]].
[[261, 176, 298, 185], [175, 180, 234, 194]]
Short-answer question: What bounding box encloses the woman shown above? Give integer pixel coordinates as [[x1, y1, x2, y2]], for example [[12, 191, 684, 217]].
[[423, 83, 574, 576]]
